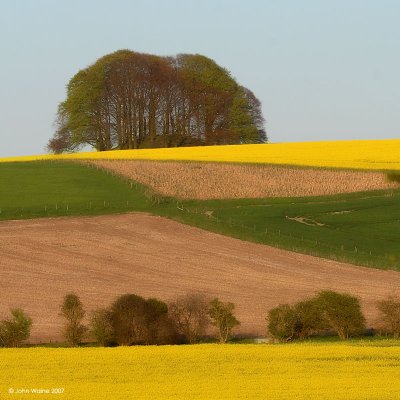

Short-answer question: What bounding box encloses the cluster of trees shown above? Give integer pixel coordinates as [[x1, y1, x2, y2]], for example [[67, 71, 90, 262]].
[[267, 290, 400, 342], [60, 292, 240, 347], [2, 291, 400, 347], [48, 50, 266, 153]]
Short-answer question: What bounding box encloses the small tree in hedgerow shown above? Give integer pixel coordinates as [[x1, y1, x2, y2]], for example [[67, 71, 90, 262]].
[[267, 304, 299, 342], [294, 297, 328, 340], [315, 290, 366, 340], [376, 295, 400, 338], [169, 293, 210, 344], [90, 308, 113, 347], [60, 293, 87, 346], [208, 298, 240, 343], [0, 308, 32, 348]]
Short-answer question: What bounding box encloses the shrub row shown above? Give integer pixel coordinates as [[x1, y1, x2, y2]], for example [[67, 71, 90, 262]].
[[61, 293, 239, 347], [1, 291, 400, 347]]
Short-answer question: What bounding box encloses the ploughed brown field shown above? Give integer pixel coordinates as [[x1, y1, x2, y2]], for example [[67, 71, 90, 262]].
[[1, 213, 399, 343], [90, 160, 397, 199]]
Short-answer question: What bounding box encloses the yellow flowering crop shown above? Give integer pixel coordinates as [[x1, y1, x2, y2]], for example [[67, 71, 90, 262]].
[[1, 342, 400, 399], [0, 139, 399, 170]]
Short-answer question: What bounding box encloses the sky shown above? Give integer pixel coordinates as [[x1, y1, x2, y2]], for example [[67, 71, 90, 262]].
[[0, 0, 399, 157]]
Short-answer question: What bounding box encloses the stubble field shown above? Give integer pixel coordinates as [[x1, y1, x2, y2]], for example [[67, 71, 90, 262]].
[[89, 160, 397, 199]]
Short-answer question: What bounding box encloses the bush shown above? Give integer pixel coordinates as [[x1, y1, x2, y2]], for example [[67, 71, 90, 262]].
[[267, 291, 366, 341], [377, 295, 400, 338], [315, 290, 366, 340], [208, 298, 240, 343], [60, 293, 87, 346], [110, 294, 178, 346], [0, 308, 32, 347]]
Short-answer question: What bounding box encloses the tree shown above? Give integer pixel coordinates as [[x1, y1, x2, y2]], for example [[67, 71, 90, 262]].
[[90, 308, 113, 346], [208, 298, 240, 343], [267, 304, 299, 342], [315, 290, 365, 340], [241, 86, 267, 143], [110, 294, 149, 345], [60, 293, 87, 346], [168, 293, 210, 344], [0, 308, 32, 347], [377, 295, 400, 338], [145, 298, 179, 345]]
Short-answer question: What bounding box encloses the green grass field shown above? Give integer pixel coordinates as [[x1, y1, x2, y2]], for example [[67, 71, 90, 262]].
[[1, 161, 399, 270], [0, 161, 150, 219], [1, 342, 400, 400]]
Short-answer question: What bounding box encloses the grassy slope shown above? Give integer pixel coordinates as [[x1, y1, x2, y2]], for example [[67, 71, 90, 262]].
[[1, 342, 400, 399], [1, 161, 399, 270], [0, 161, 150, 219], [163, 190, 400, 270]]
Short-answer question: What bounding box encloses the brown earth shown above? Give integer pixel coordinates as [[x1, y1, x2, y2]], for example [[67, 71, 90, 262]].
[[0, 213, 399, 343]]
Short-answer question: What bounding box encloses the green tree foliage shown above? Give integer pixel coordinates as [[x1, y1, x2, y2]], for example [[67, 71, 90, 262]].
[[0, 308, 32, 347], [315, 290, 366, 340], [377, 295, 400, 338], [48, 50, 266, 152], [387, 172, 400, 184], [294, 298, 327, 340], [208, 298, 240, 343], [168, 293, 210, 344], [60, 293, 87, 346], [229, 90, 259, 143]]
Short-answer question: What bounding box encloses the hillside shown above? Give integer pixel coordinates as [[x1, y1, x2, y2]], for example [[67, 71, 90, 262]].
[[1, 213, 400, 343], [0, 161, 399, 269]]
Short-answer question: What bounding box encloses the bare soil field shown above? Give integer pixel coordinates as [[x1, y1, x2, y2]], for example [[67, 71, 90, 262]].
[[1, 213, 399, 342], [90, 160, 397, 199]]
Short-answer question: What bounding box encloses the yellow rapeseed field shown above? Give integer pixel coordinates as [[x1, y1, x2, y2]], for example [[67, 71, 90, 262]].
[[1, 139, 399, 170], [1, 342, 400, 399]]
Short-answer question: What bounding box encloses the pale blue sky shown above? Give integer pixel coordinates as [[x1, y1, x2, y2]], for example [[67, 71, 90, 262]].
[[0, 0, 399, 157]]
